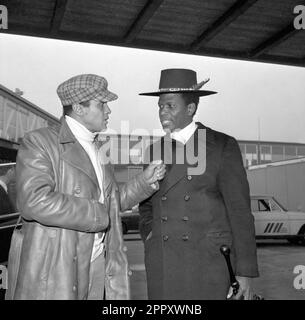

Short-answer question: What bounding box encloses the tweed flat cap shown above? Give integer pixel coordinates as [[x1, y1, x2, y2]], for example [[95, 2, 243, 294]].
[[57, 74, 118, 106]]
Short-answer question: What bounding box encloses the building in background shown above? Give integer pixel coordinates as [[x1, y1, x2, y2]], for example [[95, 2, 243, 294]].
[[239, 140, 305, 168], [0, 84, 59, 163], [247, 158, 305, 212]]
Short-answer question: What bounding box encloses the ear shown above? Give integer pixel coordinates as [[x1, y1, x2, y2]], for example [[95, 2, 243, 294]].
[[72, 103, 84, 116], [187, 103, 196, 117]]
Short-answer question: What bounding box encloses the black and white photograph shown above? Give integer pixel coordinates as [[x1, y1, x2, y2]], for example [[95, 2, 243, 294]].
[[0, 0, 305, 307]]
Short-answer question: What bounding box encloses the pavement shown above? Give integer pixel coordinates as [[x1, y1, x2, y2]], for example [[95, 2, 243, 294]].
[[124, 233, 305, 300]]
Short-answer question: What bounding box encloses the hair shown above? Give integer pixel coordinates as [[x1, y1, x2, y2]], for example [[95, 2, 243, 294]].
[[180, 93, 200, 116], [62, 100, 91, 116]]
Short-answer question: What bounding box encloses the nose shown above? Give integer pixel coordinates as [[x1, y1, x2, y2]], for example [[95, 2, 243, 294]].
[[159, 106, 168, 116], [105, 103, 111, 114]]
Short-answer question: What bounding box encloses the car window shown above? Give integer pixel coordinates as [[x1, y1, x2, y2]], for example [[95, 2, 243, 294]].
[[268, 198, 285, 212], [251, 199, 271, 212], [0, 162, 17, 218], [258, 199, 271, 212]]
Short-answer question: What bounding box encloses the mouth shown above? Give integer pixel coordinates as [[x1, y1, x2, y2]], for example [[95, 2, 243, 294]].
[[161, 119, 171, 126]]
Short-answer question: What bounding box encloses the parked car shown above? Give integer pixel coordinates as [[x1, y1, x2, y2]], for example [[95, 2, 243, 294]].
[[119, 196, 305, 243], [251, 195, 305, 244], [120, 205, 140, 234]]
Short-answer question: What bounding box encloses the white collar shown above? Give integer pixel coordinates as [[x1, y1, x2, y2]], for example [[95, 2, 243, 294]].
[[65, 115, 97, 143], [170, 121, 197, 145], [0, 179, 8, 193]]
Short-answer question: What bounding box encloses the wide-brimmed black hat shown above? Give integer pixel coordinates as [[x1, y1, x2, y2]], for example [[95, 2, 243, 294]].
[[139, 68, 217, 97]]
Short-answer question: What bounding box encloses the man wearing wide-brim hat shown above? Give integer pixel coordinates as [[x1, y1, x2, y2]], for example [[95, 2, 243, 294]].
[[139, 68, 259, 300], [6, 74, 166, 300]]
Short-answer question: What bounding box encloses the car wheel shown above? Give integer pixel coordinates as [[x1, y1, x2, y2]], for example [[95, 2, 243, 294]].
[[122, 222, 128, 235], [299, 232, 305, 245], [297, 226, 305, 245], [288, 238, 300, 245]]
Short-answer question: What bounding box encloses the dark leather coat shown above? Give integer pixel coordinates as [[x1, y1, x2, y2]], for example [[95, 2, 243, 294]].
[[8, 118, 155, 300]]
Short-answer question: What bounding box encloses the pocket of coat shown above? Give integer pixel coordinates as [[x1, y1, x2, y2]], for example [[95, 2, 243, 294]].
[[206, 231, 233, 248], [40, 237, 55, 282]]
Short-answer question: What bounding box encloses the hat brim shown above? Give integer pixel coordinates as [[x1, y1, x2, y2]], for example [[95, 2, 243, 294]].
[[93, 90, 118, 102], [139, 90, 217, 97]]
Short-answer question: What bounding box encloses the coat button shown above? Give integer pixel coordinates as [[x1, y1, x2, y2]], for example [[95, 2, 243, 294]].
[[73, 256, 77, 261], [128, 270, 132, 276], [161, 216, 168, 222], [163, 235, 169, 241], [187, 175, 192, 181], [123, 246, 128, 252], [72, 285, 77, 291], [184, 195, 190, 201], [182, 216, 189, 221], [161, 196, 167, 201], [182, 235, 189, 241], [74, 187, 81, 194]]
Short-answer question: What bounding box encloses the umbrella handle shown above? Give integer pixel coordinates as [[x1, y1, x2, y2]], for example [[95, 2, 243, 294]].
[[220, 245, 240, 296]]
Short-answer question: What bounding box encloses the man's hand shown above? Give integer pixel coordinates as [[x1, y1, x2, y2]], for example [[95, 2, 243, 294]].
[[143, 160, 166, 185], [228, 276, 253, 300]]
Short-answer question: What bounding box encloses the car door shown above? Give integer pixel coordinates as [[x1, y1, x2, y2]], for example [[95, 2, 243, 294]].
[[251, 197, 290, 237]]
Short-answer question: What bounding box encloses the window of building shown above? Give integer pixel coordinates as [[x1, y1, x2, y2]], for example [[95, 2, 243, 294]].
[[284, 145, 297, 160], [245, 144, 258, 166], [260, 145, 271, 164], [297, 146, 305, 157], [238, 143, 246, 166], [4, 100, 17, 141], [271, 145, 284, 162]]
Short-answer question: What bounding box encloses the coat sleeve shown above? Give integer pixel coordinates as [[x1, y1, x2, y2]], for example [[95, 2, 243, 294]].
[[16, 132, 109, 233], [218, 136, 259, 277], [119, 171, 157, 213]]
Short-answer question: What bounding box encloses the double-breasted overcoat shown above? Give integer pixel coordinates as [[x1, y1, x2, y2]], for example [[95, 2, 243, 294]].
[[139, 122, 259, 299]]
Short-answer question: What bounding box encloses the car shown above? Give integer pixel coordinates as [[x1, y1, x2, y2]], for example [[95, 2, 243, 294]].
[[120, 205, 140, 234], [251, 195, 305, 244], [119, 196, 305, 244]]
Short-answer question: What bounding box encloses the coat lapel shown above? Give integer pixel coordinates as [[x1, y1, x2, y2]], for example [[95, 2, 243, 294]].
[[59, 117, 99, 189], [160, 122, 215, 194]]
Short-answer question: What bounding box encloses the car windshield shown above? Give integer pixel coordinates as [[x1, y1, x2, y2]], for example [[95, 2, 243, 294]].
[[0, 162, 17, 219]]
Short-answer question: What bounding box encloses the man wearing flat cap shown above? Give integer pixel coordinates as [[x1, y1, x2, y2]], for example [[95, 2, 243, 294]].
[[6, 74, 165, 300], [139, 69, 259, 300]]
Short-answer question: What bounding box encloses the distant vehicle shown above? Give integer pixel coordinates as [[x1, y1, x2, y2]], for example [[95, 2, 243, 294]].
[[119, 196, 305, 243], [120, 205, 139, 234], [251, 195, 305, 244]]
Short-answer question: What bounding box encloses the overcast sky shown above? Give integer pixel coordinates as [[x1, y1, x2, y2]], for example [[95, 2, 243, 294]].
[[1, 33, 305, 143]]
